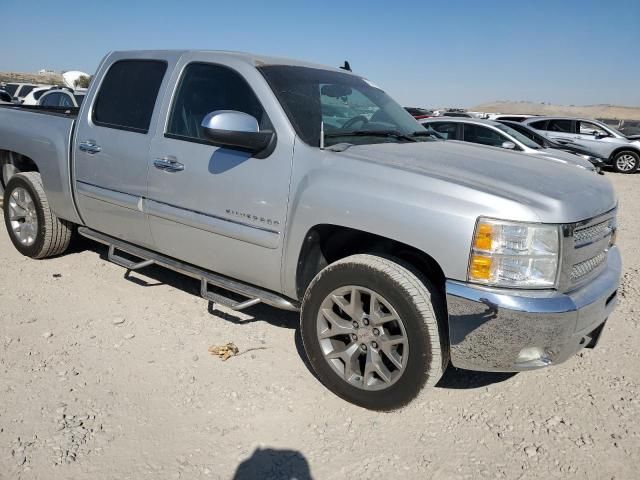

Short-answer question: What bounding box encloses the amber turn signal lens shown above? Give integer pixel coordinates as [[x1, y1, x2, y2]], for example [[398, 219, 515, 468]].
[[469, 255, 492, 280], [473, 223, 493, 251]]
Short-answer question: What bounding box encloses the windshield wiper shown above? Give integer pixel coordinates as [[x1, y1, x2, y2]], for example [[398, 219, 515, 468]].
[[325, 130, 417, 142]]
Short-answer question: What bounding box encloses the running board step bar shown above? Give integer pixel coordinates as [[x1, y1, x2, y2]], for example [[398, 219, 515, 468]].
[[78, 227, 299, 312]]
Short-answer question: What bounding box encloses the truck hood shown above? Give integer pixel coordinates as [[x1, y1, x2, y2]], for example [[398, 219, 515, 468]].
[[332, 141, 616, 223]]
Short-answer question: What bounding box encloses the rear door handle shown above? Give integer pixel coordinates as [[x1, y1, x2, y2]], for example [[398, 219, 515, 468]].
[[153, 156, 184, 172], [78, 141, 101, 154]]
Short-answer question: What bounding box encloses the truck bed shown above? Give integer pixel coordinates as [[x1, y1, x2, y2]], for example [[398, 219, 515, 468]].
[[0, 103, 82, 224], [0, 103, 79, 119]]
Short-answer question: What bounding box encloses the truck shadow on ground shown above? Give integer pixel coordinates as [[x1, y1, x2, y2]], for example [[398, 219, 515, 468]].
[[233, 447, 313, 480], [73, 236, 516, 391]]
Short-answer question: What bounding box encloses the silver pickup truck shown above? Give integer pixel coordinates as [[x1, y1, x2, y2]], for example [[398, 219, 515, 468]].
[[0, 50, 621, 410]]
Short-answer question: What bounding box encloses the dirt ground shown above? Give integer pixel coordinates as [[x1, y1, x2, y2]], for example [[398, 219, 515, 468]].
[[1, 173, 639, 480]]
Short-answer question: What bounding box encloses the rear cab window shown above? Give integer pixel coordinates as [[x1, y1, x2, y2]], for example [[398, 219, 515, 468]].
[[93, 59, 167, 133]]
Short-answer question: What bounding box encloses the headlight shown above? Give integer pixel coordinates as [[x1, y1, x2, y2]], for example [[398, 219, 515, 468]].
[[468, 217, 560, 288]]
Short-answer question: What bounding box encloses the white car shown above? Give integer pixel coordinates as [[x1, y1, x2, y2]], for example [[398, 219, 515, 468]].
[[37, 89, 85, 108], [421, 117, 596, 172], [2, 83, 48, 103], [21, 87, 53, 105]]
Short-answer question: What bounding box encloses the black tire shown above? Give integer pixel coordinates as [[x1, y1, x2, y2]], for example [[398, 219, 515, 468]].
[[300, 254, 447, 411], [612, 150, 639, 174], [3, 172, 73, 258]]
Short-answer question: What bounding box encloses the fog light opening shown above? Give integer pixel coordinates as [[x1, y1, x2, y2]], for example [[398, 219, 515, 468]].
[[515, 347, 552, 367]]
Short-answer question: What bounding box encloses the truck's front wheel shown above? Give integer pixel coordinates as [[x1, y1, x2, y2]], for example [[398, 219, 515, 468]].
[[300, 254, 447, 410], [3, 172, 73, 258]]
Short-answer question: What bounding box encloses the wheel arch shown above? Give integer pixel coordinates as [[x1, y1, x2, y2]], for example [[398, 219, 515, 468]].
[[0, 149, 39, 194], [608, 146, 640, 162], [294, 224, 447, 302]]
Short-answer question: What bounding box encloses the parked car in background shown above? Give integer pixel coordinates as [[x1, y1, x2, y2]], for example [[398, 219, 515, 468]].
[[0, 49, 620, 411], [21, 87, 52, 106], [438, 111, 473, 118], [5, 83, 44, 103], [599, 118, 640, 138], [37, 88, 85, 108], [404, 107, 433, 119], [421, 117, 597, 172], [523, 116, 640, 173], [0, 90, 13, 104], [487, 114, 536, 122], [497, 120, 605, 173]]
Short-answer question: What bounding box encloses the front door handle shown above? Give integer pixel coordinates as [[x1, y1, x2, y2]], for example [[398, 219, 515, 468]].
[[78, 141, 101, 154], [153, 156, 184, 172]]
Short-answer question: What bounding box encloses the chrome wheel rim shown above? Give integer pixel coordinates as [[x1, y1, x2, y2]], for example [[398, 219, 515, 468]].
[[316, 286, 409, 391], [616, 154, 637, 172], [8, 187, 38, 246]]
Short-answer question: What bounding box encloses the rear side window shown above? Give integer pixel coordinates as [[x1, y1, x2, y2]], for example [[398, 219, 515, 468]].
[[166, 63, 270, 142], [547, 119, 573, 133], [93, 59, 167, 133], [34, 90, 47, 100], [41, 92, 63, 107]]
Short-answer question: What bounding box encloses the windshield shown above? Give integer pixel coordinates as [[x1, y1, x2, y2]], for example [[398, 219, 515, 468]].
[[495, 124, 541, 149], [258, 65, 430, 147]]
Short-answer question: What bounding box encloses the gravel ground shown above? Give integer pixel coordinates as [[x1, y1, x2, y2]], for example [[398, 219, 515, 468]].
[[1, 173, 639, 480]]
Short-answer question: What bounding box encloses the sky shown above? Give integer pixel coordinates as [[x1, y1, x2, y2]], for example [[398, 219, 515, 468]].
[[2, 0, 639, 108]]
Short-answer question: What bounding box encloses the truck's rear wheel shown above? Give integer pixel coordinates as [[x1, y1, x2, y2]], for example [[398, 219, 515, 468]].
[[3, 172, 73, 258], [300, 254, 447, 410]]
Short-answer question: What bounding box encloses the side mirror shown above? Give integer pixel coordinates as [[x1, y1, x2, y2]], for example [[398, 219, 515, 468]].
[[501, 141, 516, 150], [201, 110, 275, 155], [594, 132, 608, 139]]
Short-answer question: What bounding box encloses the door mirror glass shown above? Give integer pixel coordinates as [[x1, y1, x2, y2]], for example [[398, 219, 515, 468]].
[[501, 141, 516, 150], [201, 110, 275, 155]]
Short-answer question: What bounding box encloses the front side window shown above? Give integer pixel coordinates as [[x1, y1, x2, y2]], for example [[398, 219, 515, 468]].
[[167, 63, 270, 142], [528, 120, 548, 131], [259, 65, 428, 147], [429, 122, 459, 140], [463, 124, 507, 147], [33, 89, 47, 100], [93, 59, 167, 133], [547, 119, 573, 133], [577, 121, 608, 136]]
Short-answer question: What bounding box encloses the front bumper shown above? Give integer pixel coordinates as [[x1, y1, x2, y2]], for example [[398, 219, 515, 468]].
[[445, 246, 621, 372]]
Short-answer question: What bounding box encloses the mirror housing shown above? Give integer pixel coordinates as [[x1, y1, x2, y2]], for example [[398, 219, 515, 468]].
[[501, 141, 516, 150], [201, 110, 275, 156]]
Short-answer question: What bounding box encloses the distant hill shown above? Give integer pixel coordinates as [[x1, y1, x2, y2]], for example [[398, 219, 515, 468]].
[[0, 71, 65, 86], [471, 101, 640, 120]]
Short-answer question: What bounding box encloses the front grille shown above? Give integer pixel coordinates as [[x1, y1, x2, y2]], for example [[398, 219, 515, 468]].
[[570, 251, 607, 281], [560, 210, 616, 291], [573, 220, 612, 247]]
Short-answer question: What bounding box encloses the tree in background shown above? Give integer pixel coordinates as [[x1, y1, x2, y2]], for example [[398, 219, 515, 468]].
[[74, 75, 91, 89]]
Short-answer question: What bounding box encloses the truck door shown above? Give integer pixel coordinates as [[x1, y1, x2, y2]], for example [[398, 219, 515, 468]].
[[74, 55, 175, 248], [145, 56, 294, 292]]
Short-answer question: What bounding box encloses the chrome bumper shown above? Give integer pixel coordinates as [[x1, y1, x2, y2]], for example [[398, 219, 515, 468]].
[[445, 246, 621, 372]]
